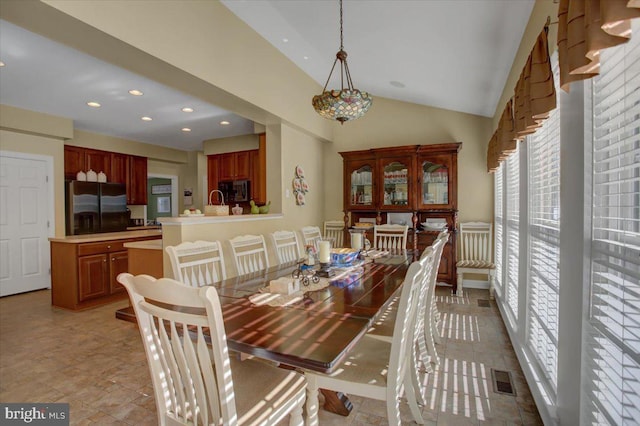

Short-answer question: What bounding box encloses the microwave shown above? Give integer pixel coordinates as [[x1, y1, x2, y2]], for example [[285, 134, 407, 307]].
[[219, 180, 250, 202]]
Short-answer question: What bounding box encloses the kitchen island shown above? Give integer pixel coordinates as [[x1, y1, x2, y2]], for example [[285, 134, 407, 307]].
[[50, 230, 162, 310]]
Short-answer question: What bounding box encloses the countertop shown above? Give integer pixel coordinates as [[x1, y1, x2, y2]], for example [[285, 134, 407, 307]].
[[123, 239, 163, 250], [158, 213, 283, 226], [126, 225, 162, 231], [49, 229, 162, 243]]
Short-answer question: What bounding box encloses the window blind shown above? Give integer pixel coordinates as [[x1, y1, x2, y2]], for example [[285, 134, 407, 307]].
[[527, 55, 561, 394], [585, 20, 640, 425], [505, 143, 520, 321], [494, 166, 504, 294]]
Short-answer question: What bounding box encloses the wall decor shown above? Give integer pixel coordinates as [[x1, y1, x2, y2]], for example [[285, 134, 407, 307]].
[[293, 165, 309, 205]]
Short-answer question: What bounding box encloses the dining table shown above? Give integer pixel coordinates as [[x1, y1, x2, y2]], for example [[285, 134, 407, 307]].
[[116, 249, 419, 415]]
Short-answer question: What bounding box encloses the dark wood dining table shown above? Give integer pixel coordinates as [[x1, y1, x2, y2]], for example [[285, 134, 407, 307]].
[[116, 249, 418, 415]]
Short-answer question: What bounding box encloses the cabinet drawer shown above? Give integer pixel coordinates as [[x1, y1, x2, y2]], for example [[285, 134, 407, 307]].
[[78, 240, 126, 256]]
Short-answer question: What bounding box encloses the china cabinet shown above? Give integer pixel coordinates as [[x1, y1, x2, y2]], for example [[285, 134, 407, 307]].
[[340, 143, 461, 291]]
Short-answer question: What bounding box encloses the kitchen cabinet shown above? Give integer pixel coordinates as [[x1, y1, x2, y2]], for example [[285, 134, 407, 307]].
[[64, 146, 86, 180], [219, 151, 250, 181], [208, 134, 266, 205], [85, 149, 111, 176], [250, 133, 267, 204], [127, 155, 148, 205], [51, 233, 161, 310], [110, 152, 129, 184], [340, 143, 461, 290], [64, 146, 147, 205]]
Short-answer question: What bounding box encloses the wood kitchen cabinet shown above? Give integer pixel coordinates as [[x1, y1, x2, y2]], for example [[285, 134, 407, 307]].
[[110, 152, 129, 184], [340, 143, 461, 290], [127, 155, 147, 205], [64, 146, 86, 180], [219, 151, 251, 181], [51, 234, 161, 310], [64, 146, 148, 205], [208, 133, 267, 205]]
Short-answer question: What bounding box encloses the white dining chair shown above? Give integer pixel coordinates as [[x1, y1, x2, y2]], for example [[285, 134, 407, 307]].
[[117, 273, 306, 426], [301, 226, 322, 251], [373, 224, 408, 250], [165, 240, 226, 287], [229, 234, 270, 276], [456, 222, 495, 297], [305, 261, 428, 426], [271, 230, 302, 264], [323, 220, 345, 248]]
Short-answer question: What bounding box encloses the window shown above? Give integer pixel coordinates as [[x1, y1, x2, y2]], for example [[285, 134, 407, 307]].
[[584, 23, 640, 425], [494, 166, 504, 295], [526, 55, 561, 393], [505, 142, 520, 322]]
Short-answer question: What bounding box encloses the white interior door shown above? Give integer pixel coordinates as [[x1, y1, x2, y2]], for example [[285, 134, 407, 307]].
[[0, 154, 51, 296]]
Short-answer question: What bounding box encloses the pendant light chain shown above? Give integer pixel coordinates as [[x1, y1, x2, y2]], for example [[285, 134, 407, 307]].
[[339, 0, 344, 51]]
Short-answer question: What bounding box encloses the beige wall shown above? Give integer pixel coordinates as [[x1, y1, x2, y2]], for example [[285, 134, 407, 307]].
[[203, 134, 259, 155]]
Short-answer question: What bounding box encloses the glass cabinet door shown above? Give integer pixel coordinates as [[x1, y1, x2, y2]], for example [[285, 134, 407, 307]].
[[382, 161, 410, 207], [421, 158, 449, 206], [349, 165, 374, 208]]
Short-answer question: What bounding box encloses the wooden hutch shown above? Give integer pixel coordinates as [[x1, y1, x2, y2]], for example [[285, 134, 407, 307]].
[[340, 143, 461, 291]]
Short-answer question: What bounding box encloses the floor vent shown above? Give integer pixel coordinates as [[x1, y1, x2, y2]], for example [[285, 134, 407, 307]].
[[477, 299, 491, 307], [491, 369, 516, 396]]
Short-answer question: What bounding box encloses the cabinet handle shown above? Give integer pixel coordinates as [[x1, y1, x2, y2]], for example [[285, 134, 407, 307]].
[[107, 245, 111, 249], [112, 258, 115, 261], [103, 259, 107, 263]]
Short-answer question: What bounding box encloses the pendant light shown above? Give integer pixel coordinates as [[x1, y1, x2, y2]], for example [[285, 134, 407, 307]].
[[312, 0, 372, 124]]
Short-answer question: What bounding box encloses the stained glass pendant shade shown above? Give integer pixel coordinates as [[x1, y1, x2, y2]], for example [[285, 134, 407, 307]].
[[312, 0, 372, 123]]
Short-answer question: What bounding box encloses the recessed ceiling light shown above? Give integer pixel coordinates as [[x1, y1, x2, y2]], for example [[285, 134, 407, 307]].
[[220, 120, 230, 126], [141, 116, 152, 121], [282, 38, 289, 43], [87, 101, 101, 108], [128, 89, 143, 96], [303, 56, 309, 60], [390, 81, 406, 88], [181, 128, 191, 132], [0, 61, 5, 67], [181, 107, 194, 113]]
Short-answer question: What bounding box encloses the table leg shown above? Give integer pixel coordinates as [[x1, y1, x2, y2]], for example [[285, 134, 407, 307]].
[[320, 389, 353, 416]]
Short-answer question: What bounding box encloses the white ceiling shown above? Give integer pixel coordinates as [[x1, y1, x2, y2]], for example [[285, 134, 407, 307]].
[[0, 1, 534, 151]]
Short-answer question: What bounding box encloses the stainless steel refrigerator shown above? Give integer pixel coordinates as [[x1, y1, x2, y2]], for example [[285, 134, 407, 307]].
[[65, 181, 129, 235]]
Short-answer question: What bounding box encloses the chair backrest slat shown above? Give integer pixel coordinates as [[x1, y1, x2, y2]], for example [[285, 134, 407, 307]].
[[323, 220, 345, 248], [459, 222, 493, 263], [271, 230, 302, 264], [301, 226, 323, 251], [373, 224, 408, 250], [229, 234, 270, 276], [166, 240, 226, 287]]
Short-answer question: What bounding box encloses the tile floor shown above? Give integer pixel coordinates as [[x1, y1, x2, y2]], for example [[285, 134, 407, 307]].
[[0, 287, 542, 425]]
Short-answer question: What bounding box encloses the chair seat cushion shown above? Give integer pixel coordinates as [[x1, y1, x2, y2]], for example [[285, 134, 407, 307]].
[[456, 260, 495, 269], [231, 357, 306, 425]]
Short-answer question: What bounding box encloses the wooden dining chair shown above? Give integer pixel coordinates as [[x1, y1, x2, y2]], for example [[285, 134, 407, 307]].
[[229, 234, 270, 276], [456, 222, 495, 297], [300, 226, 322, 251], [117, 273, 306, 426], [271, 230, 302, 264], [305, 261, 428, 426], [373, 224, 408, 250], [165, 240, 226, 287], [323, 220, 345, 248]]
